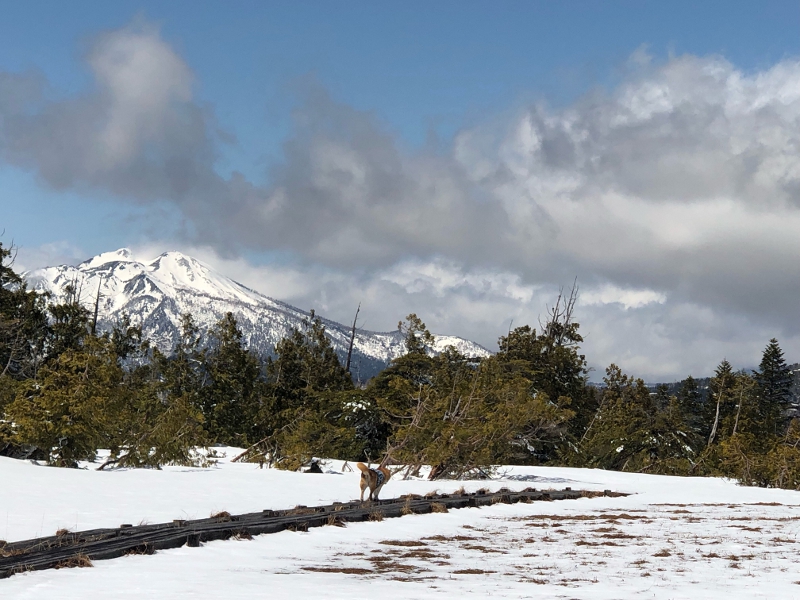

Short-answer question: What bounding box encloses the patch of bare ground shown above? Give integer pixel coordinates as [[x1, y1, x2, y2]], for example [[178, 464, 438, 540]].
[[423, 534, 477, 542], [400, 549, 446, 560], [452, 568, 497, 575], [461, 543, 506, 553], [575, 540, 620, 547], [653, 549, 672, 557], [367, 557, 429, 574], [302, 566, 373, 575], [380, 540, 427, 547], [519, 576, 548, 584]]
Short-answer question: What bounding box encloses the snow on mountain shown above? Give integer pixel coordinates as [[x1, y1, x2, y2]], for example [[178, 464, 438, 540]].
[[25, 249, 491, 379]]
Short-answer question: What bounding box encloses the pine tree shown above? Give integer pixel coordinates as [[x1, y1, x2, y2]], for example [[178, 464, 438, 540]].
[[755, 338, 793, 435], [200, 313, 263, 446], [704, 360, 736, 447], [46, 282, 90, 360], [0, 242, 48, 385], [677, 376, 703, 434], [6, 335, 127, 467]]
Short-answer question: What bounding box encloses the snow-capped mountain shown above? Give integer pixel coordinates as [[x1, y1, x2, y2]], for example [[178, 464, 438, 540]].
[[25, 249, 491, 380]]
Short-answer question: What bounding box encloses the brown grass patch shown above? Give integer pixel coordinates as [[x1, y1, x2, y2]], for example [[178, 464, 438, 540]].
[[54, 554, 93, 569], [327, 514, 347, 527], [369, 510, 384, 522], [288, 506, 315, 516], [653, 549, 671, 557], [210, 511, 231, 521], [401, 549, 444, 560], [380, 540, 427, 547], [302, 566, 373, 575], [124, 543, 154, 556], [462, 543, 505, 553], [453, 568, 496, 574], [430, 502, 448, 513], [423, 534, 476, 542], [367, 557, 425, 573], [55, 528, 72, 537]]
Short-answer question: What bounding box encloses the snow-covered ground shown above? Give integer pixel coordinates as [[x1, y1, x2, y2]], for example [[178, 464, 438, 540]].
[[3, 450, 800, 599]]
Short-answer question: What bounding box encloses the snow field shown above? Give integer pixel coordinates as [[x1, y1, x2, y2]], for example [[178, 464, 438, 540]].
[[3, 451, 800, 598]]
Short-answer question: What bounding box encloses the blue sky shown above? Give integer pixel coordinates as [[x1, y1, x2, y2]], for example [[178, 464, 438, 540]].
[[2, 1, 800, 379]]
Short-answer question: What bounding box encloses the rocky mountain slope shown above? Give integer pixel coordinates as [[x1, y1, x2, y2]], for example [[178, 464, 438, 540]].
[[26, 249, 491, 380]]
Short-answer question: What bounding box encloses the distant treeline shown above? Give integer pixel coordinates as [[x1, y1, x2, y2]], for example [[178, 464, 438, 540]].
[[1, 242, 799, 489]]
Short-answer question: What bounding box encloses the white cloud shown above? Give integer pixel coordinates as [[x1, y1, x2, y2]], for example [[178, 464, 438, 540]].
[[5, 27, 800, 380]]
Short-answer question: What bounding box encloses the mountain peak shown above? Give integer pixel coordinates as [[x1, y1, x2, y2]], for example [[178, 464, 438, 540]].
[[29, 248, 492, 379]]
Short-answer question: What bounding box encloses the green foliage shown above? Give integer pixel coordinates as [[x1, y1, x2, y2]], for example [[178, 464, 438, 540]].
[[200, 313, 263, 446], [755, 338, 792, 435], [398, 313, 435, 355], [2, 238, 799, 490], [0, 242, 49, 383], [576, 365, 699, 473], [6, 336, 127, 467]]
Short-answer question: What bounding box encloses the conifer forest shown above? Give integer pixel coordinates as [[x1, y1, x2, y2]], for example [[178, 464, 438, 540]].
[[2, 241, 799, 489]]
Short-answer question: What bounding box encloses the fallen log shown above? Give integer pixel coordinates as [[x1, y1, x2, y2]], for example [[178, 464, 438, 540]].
[[0, 487, 626, 579]]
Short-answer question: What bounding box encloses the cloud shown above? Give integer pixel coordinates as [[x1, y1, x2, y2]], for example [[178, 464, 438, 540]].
[[3, 21, 800, 379]]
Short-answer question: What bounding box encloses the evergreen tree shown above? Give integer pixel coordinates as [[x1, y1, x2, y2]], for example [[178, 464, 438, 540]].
[[704, 360, 736, 447], [495, 317, 588, 462], [677, 376, 703, 434], [755, 338, 793, 435], [398, 313, 435, 355], [578, 364, 697, 473], [200, 313, 263, 446], [6, 335, 127, 467], [46, 282, 90, 360], [0, 242, 48, 384], [258, 312, 353, 465]]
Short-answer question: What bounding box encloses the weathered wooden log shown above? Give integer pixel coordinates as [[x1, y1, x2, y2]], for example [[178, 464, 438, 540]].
[[0, 487, 626, 579]]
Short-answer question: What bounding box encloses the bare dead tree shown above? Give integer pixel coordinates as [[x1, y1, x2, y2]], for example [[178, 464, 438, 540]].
[[90, 279, 103, 337], [345, 302, 360, 374], [539, 278, 579, 347]]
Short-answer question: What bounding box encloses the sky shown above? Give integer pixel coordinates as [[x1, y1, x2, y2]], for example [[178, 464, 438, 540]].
[[2, 1, 800, 381]]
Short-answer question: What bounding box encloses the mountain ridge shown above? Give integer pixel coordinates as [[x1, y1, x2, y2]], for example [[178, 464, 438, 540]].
[[26, 249, 492, 380]]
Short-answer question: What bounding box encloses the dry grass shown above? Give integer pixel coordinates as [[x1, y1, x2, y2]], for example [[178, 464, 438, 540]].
[[369, 510, 384, 522], [380, 540, 427, 547], [327, 514, 347, 527], [430, 502, 448, 513], [302, 566, 373, 574], [54, 554, 93, 569], [124, 543, 154, 556], [453, 568, 496, 574], [210, 511, 231, 521], [401, 498, 415, 516]]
